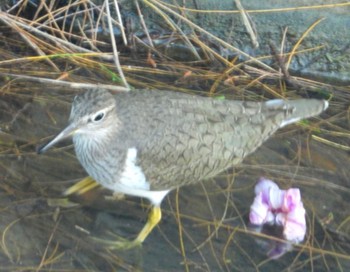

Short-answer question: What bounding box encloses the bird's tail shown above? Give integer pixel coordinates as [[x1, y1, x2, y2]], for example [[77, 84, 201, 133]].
[[264, 99, 329, 127]]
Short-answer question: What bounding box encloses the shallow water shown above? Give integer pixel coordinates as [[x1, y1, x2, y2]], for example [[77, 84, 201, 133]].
[[0, 86, 349, 271]]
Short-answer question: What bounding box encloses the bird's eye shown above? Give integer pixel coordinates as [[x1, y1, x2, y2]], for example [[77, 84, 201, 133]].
[[93, 111, 105, 122]]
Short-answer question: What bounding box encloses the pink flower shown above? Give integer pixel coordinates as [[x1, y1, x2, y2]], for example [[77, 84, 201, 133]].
[[249, 178, 307, 243]]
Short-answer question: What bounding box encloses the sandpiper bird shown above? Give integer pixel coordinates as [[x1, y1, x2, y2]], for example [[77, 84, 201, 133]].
[[38, 88, 328, 248]]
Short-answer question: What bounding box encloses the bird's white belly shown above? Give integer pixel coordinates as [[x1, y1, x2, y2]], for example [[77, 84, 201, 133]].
[[110, 147, 169, 206]]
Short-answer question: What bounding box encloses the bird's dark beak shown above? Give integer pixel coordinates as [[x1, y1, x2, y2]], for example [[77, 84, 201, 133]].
[[37, 123, 77, 154]]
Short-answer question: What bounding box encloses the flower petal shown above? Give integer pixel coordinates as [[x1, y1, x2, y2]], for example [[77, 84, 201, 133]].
[[284, 204, 307, 243], [255, 177, 279, 204], [282, 188, 301, 212], [249, 192, 271, 225], [268, 187, 285, 210]]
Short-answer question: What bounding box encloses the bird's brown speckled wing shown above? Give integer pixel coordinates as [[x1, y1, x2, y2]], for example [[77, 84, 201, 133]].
[[114, 90, 326, 190]]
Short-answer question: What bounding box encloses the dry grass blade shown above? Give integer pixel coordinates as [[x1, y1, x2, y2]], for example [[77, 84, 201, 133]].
[[135, 0, 154, 48], [312, 135, 350, 151], [0, 15, 60, 71], [234, 0, 259, 48], [286, 18, 325, 70], [113, 0, 127, 45], [104, 0, 129, 89], [145, 0, 276, 72], [36, 218, 61, 271], [143, 0, 202, 60], [0, 73, 129, 91], [163, 2, 350, 14], [0, 12, 97, 55]]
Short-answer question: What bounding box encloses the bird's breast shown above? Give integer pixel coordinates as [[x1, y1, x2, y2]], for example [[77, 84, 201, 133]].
[[73, 135, 151, 192]]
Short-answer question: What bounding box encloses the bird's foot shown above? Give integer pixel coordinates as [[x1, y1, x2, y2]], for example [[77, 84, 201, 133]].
[[47, 197, 79, 208], [91, 206, 162, 251], [91, 235, 142, 250]]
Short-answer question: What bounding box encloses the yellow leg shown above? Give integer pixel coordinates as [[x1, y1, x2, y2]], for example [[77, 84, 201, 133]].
[[63, 176, 100, 196], [64, 178, 163, 250], [134, 205, 162, 244], [47, 177, 99, 208], [93, 205, 162, 250]]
